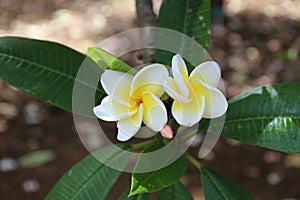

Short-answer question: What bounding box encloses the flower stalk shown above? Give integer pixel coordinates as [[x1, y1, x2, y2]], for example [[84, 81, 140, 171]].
[[132, 139, 156, 150], [186, 152, 201, 169]]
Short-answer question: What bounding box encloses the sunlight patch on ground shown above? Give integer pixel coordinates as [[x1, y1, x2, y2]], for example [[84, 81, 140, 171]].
[[225, 0, 300, 20]]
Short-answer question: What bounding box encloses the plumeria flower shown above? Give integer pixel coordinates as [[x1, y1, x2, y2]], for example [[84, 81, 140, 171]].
[[163, 54, 228, 127], [93, 64, 169, 141]]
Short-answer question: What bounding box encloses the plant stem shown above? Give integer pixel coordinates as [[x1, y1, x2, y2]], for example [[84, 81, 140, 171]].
[[185, 152, 201, 169], [132, 139, 156, 150], [179, 122, 209, 142], [180, 127, 198, 141]]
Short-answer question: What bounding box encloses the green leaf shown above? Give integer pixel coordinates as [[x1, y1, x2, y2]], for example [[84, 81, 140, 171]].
[[17, 149, 56, 169], [158, 181, 193, 200], [156, 0, 211, 70], [46, 144, 133, 200], [88, 47, 136, 74], [200, 166, 253, 200], [130, 144, 187, 196], [221, 82, 300, 153], [0, 37, 105, 116], [119, 189, 150, 200]]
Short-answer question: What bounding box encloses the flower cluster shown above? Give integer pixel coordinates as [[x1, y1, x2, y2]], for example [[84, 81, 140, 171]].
[[93, 54, 228, 141]]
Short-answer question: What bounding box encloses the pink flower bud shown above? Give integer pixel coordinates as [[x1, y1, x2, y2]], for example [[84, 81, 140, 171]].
[[160, 124, 173, 139]]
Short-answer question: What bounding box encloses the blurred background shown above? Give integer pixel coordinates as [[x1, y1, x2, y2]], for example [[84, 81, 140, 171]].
[[0, 0, 300, 199]]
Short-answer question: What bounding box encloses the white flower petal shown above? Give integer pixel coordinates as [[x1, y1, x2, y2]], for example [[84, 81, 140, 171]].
[[142, 92, 167, 132], [163, 77, 190, 103], [93, 96, 136, 121], [190, 80, 227, 118], [172, 54, 189, 81], [172, 55, 189, 98], [101, 70, 133, 106], [117, 104, 143, 141], [131, 64, 168, 98], [172, 93, 205, 127], [189, 61, 221, 87]]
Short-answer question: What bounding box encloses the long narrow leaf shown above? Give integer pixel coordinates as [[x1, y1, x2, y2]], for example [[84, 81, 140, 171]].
[[88, 47, 136, 74], [201, 166, 253, 200], [130, 144, 187, 196], [0, 37, 105, 116], [156, 0, 211, 69], [222, 82, 300, 153], [158, 181, 193, 200], [119, 189, 150, 200], [46, 144, 133, 200]]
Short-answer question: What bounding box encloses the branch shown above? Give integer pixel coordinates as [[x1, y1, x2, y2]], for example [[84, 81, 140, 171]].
[[136, 0, 157, 63]]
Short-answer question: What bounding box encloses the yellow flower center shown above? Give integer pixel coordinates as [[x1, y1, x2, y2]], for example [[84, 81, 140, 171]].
[[129, 96, 143, 108]]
